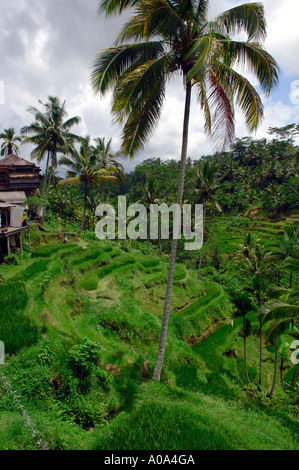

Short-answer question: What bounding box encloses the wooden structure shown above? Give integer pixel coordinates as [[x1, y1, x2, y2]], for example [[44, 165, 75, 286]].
[[0, 203, 30, 256], [0, 154, 39, 256], [0, 153, 41, 197]]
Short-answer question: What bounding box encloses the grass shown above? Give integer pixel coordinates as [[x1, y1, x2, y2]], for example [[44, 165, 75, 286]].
[[0, 219, 298, 450]]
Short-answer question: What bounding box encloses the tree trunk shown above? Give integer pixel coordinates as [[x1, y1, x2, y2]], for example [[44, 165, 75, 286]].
[[41, 168, 53, 226], [79, 182, 87, 236], [153, 80, 191, 382], [41, 148, 55, 226], [42, 151, 51, 198], [158, 214, 163, 261], [269, 336, 278, 397], [197, 202, 206, 279], [258, 316, 262, 386], [244, 316, 251, 385]]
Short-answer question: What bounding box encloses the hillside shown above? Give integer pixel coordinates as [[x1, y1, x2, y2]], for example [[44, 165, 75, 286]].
[[0, 225, 298, 450]]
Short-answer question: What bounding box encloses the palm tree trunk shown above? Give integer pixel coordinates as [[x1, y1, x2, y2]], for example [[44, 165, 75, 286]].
[[269, 336, 278, 397], [197, 202, 206, 279], [79, 182, 88, 236], [41, 168, 53, 226], [258, 316, 262, 386], [42, 151, 51, 198], [153, 80, 191, 382], [244, 316, 251, 385], [158, 215, 163, 261]]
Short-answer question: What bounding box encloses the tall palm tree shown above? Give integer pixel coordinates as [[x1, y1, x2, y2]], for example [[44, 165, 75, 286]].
[[267, 225, 299, 288], [93, 137, 125, 201], [21, 96, 81, 199], [231, 290, 255, 385], [137, 173, 164, 257], [0, 128, 22, 156], [92, 0, 279, 381], [233, 234, 271, 386], [191, 160, 222, 278], [261, 286, 299, 396], [59, 136, 119, 235]]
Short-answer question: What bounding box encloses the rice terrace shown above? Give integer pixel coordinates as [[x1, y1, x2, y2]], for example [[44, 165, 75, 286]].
[[0, 0, 298, 455]]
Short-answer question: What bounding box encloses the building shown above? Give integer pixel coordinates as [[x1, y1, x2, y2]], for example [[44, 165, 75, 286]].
[[0, 153, 41, 256], [0, 153, 41, 198]]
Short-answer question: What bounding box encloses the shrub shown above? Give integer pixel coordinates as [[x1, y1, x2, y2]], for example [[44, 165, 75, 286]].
[[68, 339, 100, 379]]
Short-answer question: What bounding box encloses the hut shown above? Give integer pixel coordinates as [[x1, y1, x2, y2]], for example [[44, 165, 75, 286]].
[[0, 153, 40, 256], [0, 153, 41, 197]]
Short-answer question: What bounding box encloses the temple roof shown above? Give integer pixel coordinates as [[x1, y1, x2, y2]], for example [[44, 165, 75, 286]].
[[0, 153, 36, 167]]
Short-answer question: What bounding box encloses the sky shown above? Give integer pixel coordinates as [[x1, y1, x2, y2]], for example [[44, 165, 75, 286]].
[[0, 0, 299, 174]]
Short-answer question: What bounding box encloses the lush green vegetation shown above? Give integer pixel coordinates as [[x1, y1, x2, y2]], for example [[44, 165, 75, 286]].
[[0, 0, 298, 452], [0, 223, 298, 450]]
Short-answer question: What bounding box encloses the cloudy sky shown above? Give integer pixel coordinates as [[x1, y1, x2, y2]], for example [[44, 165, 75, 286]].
[[0, 0, 299, 173]]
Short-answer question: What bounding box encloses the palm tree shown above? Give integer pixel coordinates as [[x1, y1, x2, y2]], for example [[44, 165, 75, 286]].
[[267, 225, 298, 288], [92, 0, 279, 381], [231, 290, 255, 385], [233, 234, 271, 386], [59, 136, 119, 235], [21, 97, 81, 200], [137, 173, 163, 257], [191, 160, 222, 278], [0, 128, 22, 156], [261, 286, 299, 396], [93, 137, 125, 201]]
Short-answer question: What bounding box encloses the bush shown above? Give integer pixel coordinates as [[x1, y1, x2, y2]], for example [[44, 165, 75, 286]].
[[68, 339, 100, 379]]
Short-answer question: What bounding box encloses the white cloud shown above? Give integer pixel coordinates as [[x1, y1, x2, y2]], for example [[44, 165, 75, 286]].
[[0, 0, 299, 174]]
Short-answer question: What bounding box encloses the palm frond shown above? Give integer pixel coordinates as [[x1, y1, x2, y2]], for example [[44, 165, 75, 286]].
[[214, 61, 264, 133], [220, 40, 279, 97], [215, 2, 267, 42], [91, 42, 165, 94]]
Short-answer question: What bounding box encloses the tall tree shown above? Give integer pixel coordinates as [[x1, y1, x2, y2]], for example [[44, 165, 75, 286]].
[[261, 286, 299, 396], [92, 0, 279, 381], [231, 290, 255, 385], [93, 137, 125, 201], [234, 234, 271, 386], [21, 97, 81, 200], [0, 128, 21, 156], [267, 225, 299, 288], [191, 160, 222, 278], [137, 173, 164, 257], [60, 136, 119, 235]]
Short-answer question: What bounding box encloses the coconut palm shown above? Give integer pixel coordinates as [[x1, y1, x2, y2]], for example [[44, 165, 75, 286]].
[[137, 173, 164, 257], [0, 128, 22, 156], [59, 136, 119, 235], [233, 234, 271, 386], [93, 137, 125, 200], [21, 96, 81, 199], [231, 290, 255, 385], [191, 160, 222, 278], [261, 286, 299, 396], [92, 0, 279, 381], [267, 225, 299, 288]]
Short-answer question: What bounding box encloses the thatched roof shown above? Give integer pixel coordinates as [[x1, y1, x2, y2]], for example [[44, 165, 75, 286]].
[[0, 154, 35, 167]]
